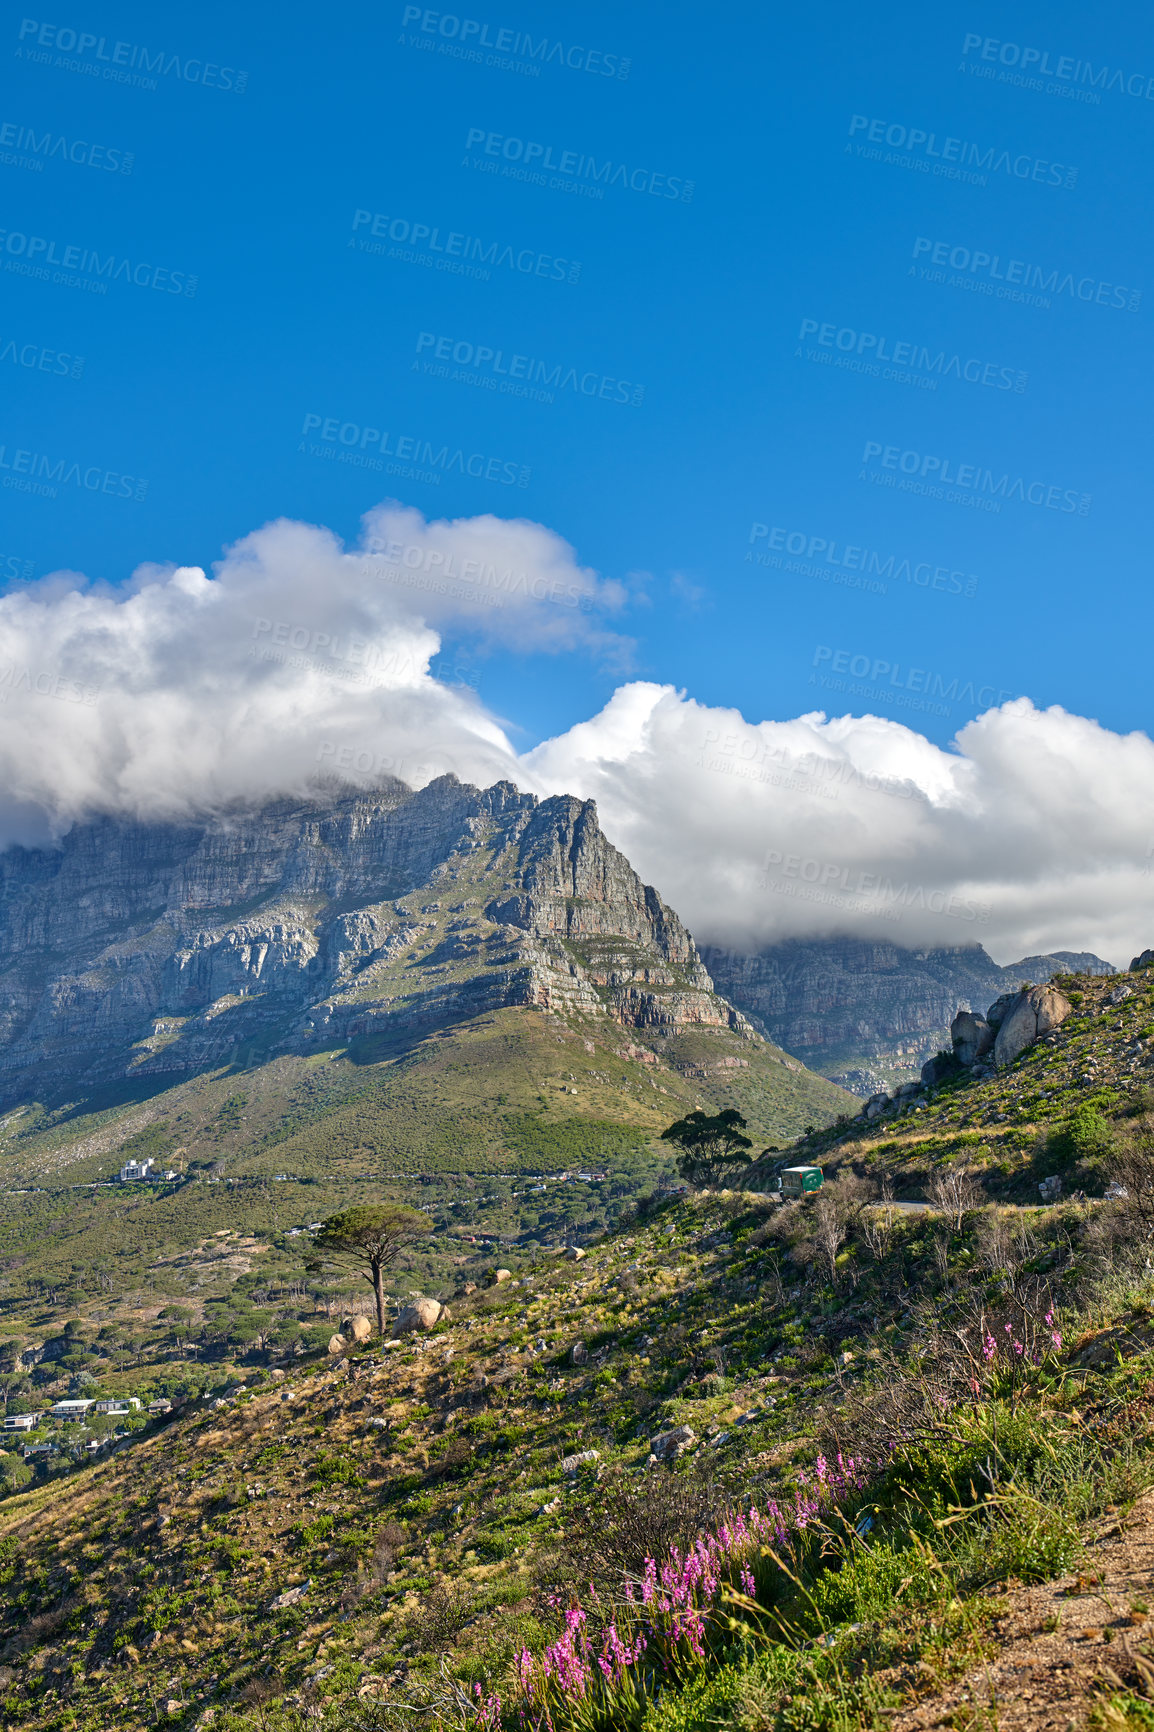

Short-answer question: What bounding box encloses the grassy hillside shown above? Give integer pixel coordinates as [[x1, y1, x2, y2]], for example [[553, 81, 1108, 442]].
[[7, 967, 1154, 1732], [0, 1008, 851, 1413]]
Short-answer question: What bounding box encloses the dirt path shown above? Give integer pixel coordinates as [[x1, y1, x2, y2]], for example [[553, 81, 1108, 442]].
[[889, 1493, 1154, 1731]]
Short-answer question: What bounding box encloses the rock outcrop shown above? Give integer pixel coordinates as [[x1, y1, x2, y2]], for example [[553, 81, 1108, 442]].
[[950, 1010, 994, 1066], [993, 985, 1073, 1069], [0, 777, 757, 1107]]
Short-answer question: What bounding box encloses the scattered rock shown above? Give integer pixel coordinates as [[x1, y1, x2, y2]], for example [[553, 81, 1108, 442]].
[[1038, 1175, 1063, 1203], [1106, 985, 1135, 1006], [994, 985, 1073, 1069], [892, 1081, 925, 1107], [269, 1581, 310, 1609], [560, 1449, 600, 1475], [650, 1424, 696, 1461], [393, 1298, 445, 1335], [462, 1282, 477, 1295], [863, 1092, 891, 1120], [326, 1334, 347, 1356], [951, 1010, 995, 1066]]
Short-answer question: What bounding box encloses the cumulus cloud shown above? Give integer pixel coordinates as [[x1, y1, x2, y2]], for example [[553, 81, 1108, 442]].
[[523, 684, 1154, 969], [2, 506, 1152, 967], [0, 505, 625, 847]]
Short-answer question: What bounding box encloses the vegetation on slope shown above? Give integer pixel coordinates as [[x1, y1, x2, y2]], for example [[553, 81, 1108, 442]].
[[4, 967, 1154, 1730]]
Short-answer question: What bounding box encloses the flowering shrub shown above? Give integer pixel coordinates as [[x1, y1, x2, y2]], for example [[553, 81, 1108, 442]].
[[957, 1303, 1063, 1412], [474, 1455, 871, 1730]]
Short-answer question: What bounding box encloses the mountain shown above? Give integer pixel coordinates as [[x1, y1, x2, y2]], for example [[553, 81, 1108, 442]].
[[701, 937, 1115, 1092], [0, 777, 850, 1142]]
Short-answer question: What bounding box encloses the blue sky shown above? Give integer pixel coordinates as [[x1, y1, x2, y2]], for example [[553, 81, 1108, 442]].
[[3, 0, 1152, 756]]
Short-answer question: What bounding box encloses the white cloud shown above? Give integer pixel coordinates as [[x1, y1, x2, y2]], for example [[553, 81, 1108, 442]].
[[523, 684, 1154, 969], [2, 507, 1152, 969], [0, 505, 623, 847]]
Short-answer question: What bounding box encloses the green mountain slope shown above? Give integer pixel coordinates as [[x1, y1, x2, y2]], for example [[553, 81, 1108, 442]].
[[7, 966, 1152, 1732]]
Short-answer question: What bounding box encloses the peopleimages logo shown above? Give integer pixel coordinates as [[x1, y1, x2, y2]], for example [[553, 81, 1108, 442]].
[[747, 525, 978, 598], [847, 113, 1077, 188], [797, 317, 1026, 392], [15, 19, 247, 91], [910, 237, 1141, 313], [811, 645, 1017, 713], [860, 440, 1091, 515], [414, 331, 644, 406], [0, 227, 197, 295], [299, 414, 531, 489], [0, 118, 133, 172], [463, 128, 694, 200], [0, 439, 148, 501], [350, 209, 581, 284], [365, 536, 586, 610], [400, 8, 630, 78], [1, 334, 84, 378], [762, 850, 990, 925], [960, 33, 1154, 102]]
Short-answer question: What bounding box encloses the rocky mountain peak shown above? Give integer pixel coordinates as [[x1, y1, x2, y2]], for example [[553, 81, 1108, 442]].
[[0, 778, 740, 1108]]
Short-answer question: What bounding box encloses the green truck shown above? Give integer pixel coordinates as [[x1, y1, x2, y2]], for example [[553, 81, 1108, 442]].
[[776, 1165, 824, 1199]]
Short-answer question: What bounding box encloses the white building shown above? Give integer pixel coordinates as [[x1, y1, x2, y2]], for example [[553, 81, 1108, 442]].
[[50, 1398, 96, 1418], [119, 1157, 154, 1182], [93, 1397, 141, 1414], [2, 1413, 40, 1431]]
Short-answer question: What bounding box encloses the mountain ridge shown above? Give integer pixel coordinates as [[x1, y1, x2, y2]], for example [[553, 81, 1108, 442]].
[[702, 936, 1115, 1090], [0, 778, 840, 1136]]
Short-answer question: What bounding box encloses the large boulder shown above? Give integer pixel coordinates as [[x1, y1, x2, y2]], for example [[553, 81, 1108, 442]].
[[985, 991, 1022, 1031], [344, 1315, 372, 1345], [951, 1010, 994, 1067], [326, 1333, 347, 1356], [862, 1092, 891, 1120], [392, 1298, 446, 1335], [993, 985, 1073, 1069]]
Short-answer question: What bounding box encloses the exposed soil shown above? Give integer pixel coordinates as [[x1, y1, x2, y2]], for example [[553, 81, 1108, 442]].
[[889, 1492, 1154, 1730]]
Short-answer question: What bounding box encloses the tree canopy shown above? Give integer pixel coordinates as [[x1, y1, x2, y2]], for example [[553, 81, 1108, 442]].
[[660, 1109, 754, 1188], [312, 1205, 433, 1335]]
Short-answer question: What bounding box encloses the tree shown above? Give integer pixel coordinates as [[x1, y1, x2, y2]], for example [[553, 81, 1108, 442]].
[[312, 1206, 433, 1336], [927, 1165, 986, 1231], [660, 1110, 753, 1189]]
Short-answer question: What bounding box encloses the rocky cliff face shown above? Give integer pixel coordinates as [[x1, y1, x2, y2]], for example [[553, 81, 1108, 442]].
[[0, 778, 751, 1108], [701, 939, 1114, 1091]]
